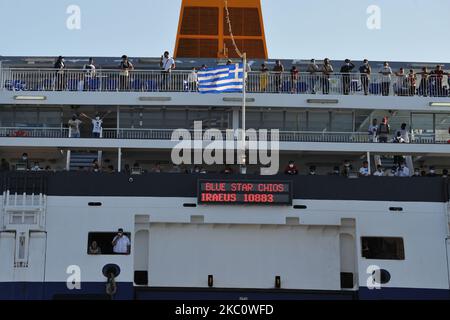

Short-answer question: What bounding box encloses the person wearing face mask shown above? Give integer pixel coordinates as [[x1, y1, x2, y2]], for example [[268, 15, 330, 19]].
[[340, 59, 355, 95], [359, 59, 371, 95], [373, 165, 385, 177], [309, 165, 317, 176], [412, 168, 421, 177], [427, 166, 437, 177], [284, 161, 298, 175], [396, 160, 410, 177], [330, 166, 340, 176], [81, 111, 112, 138]]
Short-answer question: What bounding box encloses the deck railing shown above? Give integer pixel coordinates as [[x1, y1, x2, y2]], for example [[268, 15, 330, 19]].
[[1, 68, 449, 97], [0, 126, 448, 144]]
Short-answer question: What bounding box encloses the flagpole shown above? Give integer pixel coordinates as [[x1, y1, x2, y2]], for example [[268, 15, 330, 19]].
[[241, 52, 247, 170]]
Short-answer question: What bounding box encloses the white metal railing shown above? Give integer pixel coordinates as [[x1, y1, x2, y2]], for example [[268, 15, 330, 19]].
[[0, 126, 69, 138], [0, 126, 448, 144], [1, 68, 449, 97]]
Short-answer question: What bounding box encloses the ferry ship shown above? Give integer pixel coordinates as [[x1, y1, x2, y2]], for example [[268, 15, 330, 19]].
[[0, 0, 449, 300]]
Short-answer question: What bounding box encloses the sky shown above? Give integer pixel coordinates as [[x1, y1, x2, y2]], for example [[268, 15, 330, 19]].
[[0, 0, 449, 62]]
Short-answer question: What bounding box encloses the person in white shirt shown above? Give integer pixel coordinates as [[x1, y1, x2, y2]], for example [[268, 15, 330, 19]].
[[379, 62, 393, 96], [358, 161, 371, 177], [373, 165, 385, 176], [81, 111, 112, 138], [187, 67, 198, 91], [83, 58, 96, 91], [112, 228, 131, 254], [398, 123, 410, 143], [368, 118, 378, 142], [160, 51, 176, 91], [396, 161, 410, 177]]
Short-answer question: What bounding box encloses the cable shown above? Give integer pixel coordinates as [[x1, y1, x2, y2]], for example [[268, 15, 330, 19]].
[[224, 0, 243, 58]]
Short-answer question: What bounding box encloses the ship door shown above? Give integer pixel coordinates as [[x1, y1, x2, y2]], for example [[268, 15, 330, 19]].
[[340, 233, 357, 290], [134, 229, 149, 286]]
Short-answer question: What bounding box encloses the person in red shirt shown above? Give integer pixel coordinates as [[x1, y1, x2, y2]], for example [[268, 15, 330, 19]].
[[284, 160, 299, 175], [290, 66, 299, 93]]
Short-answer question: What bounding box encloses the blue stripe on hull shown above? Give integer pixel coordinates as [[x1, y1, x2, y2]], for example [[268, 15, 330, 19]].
[[0, 283, 449, 300]]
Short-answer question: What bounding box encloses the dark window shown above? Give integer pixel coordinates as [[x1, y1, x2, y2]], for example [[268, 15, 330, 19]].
[[87, 232, 131, 255], [361, 237, 405, 260]]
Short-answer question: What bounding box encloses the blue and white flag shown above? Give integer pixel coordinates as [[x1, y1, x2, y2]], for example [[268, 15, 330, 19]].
[[197, 63, 244, 93]]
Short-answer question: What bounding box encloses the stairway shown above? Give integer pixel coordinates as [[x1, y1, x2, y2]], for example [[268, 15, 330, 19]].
[[69, 152, 98, 171]]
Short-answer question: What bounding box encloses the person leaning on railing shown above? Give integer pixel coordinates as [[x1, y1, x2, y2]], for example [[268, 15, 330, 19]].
[[54, 56, 66, 91], [321, 58, 333, 94], [379, 62, 393, 96], [260, 63, 269, 92], [119, 55, 134, 91], [307, 59, 320, 94], [359, 59, 371, 95], [418, 67, 429, 96], [340, 59, 355, 95], [160, 51, 176, 91], [407, 69, 417, 96], [273, 60, 284, 93]]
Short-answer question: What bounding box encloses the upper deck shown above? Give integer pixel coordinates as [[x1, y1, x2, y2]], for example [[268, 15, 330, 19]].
[[0, 56, 449, 113]]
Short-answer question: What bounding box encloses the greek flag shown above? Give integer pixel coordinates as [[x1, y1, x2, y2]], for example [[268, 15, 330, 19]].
[[198, 63, 244, 93]]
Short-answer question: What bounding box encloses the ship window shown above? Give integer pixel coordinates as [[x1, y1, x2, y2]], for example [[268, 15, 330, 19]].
[[87, 232, 131, 255], [361, 237, 405, 260]]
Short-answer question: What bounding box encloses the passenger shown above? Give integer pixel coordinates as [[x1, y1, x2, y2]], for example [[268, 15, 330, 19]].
[[273, 60, 284, 93], [342, 160, 353, 177], [88, 241, 102, 255], [379, 62, 393, 96], [290, 66, 299, 93], [407, 69, 417, 96], [359, 59, 371, 95], [373, 165, 385, 177], [358, 161, 370, 177], [151, 163, 161, 173], [159, 51, 176, 91], [418, 67, 429, 96], [284, 160, 299, 175], [112, 228, 131, 254], [340, 59, 355, 95], [107, 165, 115, 173], [442, 169, 448, 178], [307, 59, 320, 94], [92, 159, 100, 172], [396, 160, 410, 177], [387, 166, 397, 177], [377, 117, 390, 143], [81, 111, 112, 138], [394, 67, 406, 96], [68, 114, 82, 138], [54, 56, 66, 91], [124, 164, 131, 175], [18, 153, 30, 170], [330, 166, 340, 176], [31, 162, 41, 171], [412, 168, 421, 177], [398, 123, 410, 143], [83, 58, 96, 91], [0, 158, 10, 171], [45, 165, 52, 171], [321, 58, 334, 94], [368, 118, 378, 142], [260, 63, 270, 92], [427, 166, 437, 177], [119, 55, 134, 91], [393, 131, 405, 143], [309, 165, 317, 175], [430, 65, 445, 96], [187, 67, 198, 92]]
